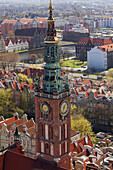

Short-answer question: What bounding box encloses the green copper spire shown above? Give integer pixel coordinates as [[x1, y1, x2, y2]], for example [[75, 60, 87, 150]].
[[43, 0, 63, 94]]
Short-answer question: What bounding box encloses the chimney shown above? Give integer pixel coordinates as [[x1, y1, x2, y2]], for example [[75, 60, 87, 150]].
[[14, 112, 19, 120], [22, 114, 27, 123]]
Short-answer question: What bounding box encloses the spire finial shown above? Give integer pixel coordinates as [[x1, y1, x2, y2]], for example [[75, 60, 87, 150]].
[[48, 0, 53, 11]]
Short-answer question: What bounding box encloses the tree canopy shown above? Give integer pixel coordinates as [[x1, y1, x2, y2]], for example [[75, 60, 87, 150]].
[[17, 73, 33, 84], [106, 68, 113, 83], [0, 89, 16, 118], [71, 114, 95, 142]]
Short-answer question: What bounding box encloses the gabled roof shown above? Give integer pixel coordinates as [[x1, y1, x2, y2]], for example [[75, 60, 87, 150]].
[[20, 18, 34, 24], [71, 129, 79, 138], [1, 19, 17, 25], [71, 134, 93, 155], [80, 79, 92, 86], [36, 17, 47, 23], [17, 119, 35, 133], [0, 116, 18, 130]]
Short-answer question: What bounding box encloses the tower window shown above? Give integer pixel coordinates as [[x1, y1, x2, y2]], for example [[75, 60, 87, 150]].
[[47, 47, 49, 55], [51, 110, 53, 120], [41, 111, 43, 118], [41, 141, 44, 153], [46, 143, 48, 149], [46, 114, 48, 120], [51, 127, 53, 139], [56, 46, 57, 54], [41, 124, 43, 137], [51, 47, 54, 57], [45, 124, 48, 140], [50, 144, 54, 156]]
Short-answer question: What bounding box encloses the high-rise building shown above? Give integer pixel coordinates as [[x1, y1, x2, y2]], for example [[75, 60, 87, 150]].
[[35, 0, 71, 169]]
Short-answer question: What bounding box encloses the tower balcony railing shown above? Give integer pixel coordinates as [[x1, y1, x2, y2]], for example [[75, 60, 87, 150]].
[[35, 90, 71, 99]]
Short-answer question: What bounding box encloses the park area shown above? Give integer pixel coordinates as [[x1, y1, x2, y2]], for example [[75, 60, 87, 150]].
[[60, 59, 87, 68]]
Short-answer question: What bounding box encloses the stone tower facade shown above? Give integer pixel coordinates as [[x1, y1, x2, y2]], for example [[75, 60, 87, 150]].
[[35, 1, 71, 169]]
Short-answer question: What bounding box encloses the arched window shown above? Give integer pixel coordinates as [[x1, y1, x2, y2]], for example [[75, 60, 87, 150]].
[[59, 126, 61, 141], [41, 124, 43, 137], [45, 143, 49, 155], [59, 144, 61, 156], [63, 142, 65, 154], [51, 127, 53, 139], [65, 124, 67, 139], [46, 114, 48, 120], [41, 111, 43, 118], [51, 110, 53, 121], [51, 47, 54, 58], [62, 124, 65, 140], [45, 124, 48, 139], [50, 144, 54, 156], [41, 141, 44, 153], [65, 141, 67, 153]]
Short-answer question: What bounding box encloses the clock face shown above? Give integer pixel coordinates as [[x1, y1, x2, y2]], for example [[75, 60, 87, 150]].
[[59, 100, 70, 116], [40, 102, 50, 114]]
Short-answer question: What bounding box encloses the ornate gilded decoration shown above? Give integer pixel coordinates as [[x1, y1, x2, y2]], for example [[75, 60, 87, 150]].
[[59, 99, 70, 116], [40, 102, 50, 114]]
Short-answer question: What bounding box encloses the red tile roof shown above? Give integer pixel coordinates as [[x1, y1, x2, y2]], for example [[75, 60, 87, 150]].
[[0, 116, 17, 130], [17, 119, 35, 133], [100, 44, 113, 52], [20, 18, 34, 24], [1, 19, 17, 25], [77, 37, 90, 45], [81, 79, 92, 86], [71, 135, 93, 155], [71, 129, 79, 138]]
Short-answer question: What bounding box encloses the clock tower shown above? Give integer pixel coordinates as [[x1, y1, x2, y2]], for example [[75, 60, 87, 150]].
[[35, 0, 71, 169]]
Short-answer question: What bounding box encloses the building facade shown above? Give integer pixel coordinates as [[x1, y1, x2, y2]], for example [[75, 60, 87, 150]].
[[35, 1, 71, 169]]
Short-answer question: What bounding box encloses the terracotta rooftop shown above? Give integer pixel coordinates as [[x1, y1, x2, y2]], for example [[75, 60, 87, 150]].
[[0, 116, 17, 130], [1, 19, 17, 25], [17, 119, 35, 133], [70, 129, 79, 138], [71, 135, 93, 155], [77, 37, 90, 45], [100, 44, 113, 52]]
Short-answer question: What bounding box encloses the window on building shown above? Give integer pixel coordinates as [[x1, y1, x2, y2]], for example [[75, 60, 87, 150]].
[[32, 140, 36, 146], [51, 111, 53, 121], [65, 141, 67, 153], [51, 127, 53, 139], [45, 124, 48, 139], [41, 141, 44, 153], [59, 144, 61, 156], [51, 47, 54, 57], [41, 124, 43, 137], [41, 111, 43, 118], [47, 47, 49, 55], [65, 124, 67, 139], [46, 114, 48, 120], [50, 144, 54, 156]]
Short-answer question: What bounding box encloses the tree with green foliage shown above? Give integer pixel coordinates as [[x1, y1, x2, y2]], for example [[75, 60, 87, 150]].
[[20, 92, 28, 111], [106, 68, 113, 83], [17, 73, 33, 84], [0, 89, 16, 118], [71, 114, 95, 142], [71, 105, 84, 115]]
